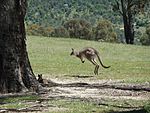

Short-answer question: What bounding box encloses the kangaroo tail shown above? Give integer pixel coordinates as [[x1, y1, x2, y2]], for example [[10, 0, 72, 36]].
[[96, 54, 110, 68]]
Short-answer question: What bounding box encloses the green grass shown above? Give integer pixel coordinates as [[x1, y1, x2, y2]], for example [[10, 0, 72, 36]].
[[0, 95, 38, 103], [0, 95, 149, 113], [144, 103, 150, 113], [47, 99, 112, 113], [27, 36, 150, 83], [0, 95, 39, 109], [46, 99, 149, 113]]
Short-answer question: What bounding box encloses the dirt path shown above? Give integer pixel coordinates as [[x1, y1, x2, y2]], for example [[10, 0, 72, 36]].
[[38, 77, 149, 112], [46, 77, 150, 101]]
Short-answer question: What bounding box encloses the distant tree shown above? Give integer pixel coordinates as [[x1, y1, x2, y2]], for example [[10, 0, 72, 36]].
[[26, 24, 54, 37], [52, 27, 69, 38], [140, 25, 150, 45], [64, 19, 92, 40], [113, 0, 149, 44], [0, 0, 40, 93], [94, 20, 117, 42]]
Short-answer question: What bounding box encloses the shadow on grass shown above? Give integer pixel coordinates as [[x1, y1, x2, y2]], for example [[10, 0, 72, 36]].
[[64, 74, 94, 78], [99, 103, 147, 113], [109, 109, 146, 113]]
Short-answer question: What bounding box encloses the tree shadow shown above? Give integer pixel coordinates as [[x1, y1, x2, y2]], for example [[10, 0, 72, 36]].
[[108, 109, 146, 113], [64, 74, 94, 78], [97, 103, 147, 113]]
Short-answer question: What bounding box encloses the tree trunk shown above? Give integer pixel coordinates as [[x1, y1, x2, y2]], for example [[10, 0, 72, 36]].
[[127, 8, 135, 44], [0, 0, 39, 93], [123, 15, 134, 44], [121, 0, 135, 44]]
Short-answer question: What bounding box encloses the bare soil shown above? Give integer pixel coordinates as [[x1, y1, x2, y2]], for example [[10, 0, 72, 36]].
[[0, 75, 150, 113], [47, 77, 150, 101]]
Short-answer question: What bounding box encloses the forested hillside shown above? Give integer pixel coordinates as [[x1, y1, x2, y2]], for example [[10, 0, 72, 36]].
[[25, 0, 119, 27], [25, 0, 150, 45]]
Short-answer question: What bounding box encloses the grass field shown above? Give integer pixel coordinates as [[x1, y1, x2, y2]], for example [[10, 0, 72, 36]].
[[1, 36, 149, 113], [27, 36, 150, 83]]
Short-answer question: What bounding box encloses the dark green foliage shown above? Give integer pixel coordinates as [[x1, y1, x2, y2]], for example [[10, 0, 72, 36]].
[[94, 20, 117, 42], [25, 0, 119, 27], [26, 24, 53, 37], [26, 18, 118, 43], [52, 27, 69, 38], [112, 0, 150, 44], [64, 19, 92, 40], [140, 25, 150, 45]]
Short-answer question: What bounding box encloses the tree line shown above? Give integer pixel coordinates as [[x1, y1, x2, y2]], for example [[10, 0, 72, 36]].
[[26, 19, 117, 43]]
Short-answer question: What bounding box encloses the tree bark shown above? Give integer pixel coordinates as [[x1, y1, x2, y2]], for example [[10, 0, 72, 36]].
[[123, 14, 134, 44], [121, 0, 135, 44], [0, 0, 39, 93]]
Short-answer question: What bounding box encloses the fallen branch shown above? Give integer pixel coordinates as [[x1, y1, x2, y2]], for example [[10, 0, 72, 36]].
[[92, 84, 150, 92], [40, 77, 150, 92]]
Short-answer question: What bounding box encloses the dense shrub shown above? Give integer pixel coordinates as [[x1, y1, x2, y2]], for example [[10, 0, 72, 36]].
[[26, 24, 53, 37], [94, 20, 117, 42], [26, 19, 118, 43], [51, 27, 69, 38], [140, 25, 150, 46], [64, 19, 92, 40]]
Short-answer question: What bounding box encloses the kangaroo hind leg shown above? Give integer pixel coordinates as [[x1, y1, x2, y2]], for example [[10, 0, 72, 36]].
[[90, 59, 99, 75], [93, 59, 99, 75]]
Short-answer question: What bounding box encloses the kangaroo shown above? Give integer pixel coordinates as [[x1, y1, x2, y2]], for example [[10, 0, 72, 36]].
[[70, 47, 110, 75], [37, 74, 45, 84], [37, 74, 59, 87]]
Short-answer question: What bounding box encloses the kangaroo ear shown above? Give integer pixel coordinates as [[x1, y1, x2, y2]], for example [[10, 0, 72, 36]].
[[38, 74, 42, 77], [71, 48, 74, 51]]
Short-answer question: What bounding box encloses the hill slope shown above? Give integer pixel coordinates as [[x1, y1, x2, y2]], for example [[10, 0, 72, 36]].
[[27, 36, 150, 83]]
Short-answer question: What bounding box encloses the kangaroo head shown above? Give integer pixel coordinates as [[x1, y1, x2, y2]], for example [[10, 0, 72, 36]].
[[38, 74, 43, 83]]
